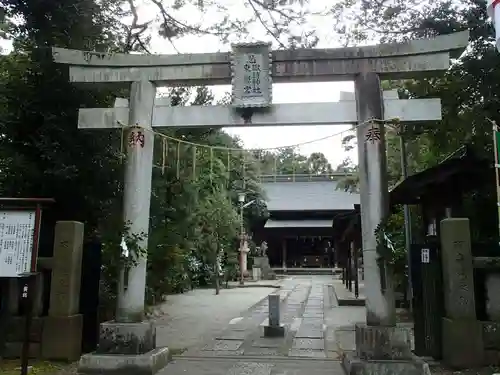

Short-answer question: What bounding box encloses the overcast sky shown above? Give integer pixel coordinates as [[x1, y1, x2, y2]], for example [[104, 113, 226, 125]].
[[140, 0, 359, 167], [0, 0, 359, 167]]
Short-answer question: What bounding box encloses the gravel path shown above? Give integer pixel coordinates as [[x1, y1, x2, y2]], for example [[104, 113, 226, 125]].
[[154, 287, 279, 351]]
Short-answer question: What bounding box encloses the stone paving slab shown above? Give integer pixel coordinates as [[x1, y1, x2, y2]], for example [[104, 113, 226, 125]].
[[288, 349, 327, 358], [192, 350, 245, 357], [295, 329, 323, 339], [302, 313, 323, 318], [326, 350, 341, 360], [160, 357, 344, 375], [292, 338, 325, 351], [331, 279, 366, 306], [243, 348, 281, 356], [216, 330, 250, 340], [289, 317, 301, 329], [227, 325, 253, 331], [299, 320, 323, 328], [203, 340, 244, 351], [252, 337, 286, 348], [180, 276, 359, 363]]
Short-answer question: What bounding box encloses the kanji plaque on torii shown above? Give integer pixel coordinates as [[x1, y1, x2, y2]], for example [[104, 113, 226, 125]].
[[231, 42, 272, 108]]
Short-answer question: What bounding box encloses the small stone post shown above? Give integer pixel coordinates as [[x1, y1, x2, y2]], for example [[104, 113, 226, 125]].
[[41, 221, 84, 361], [264, 293, 285, 337], [440, 218, 483, 367]]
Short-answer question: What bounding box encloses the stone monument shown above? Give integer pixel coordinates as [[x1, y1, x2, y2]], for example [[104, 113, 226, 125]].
[[42, 221, 85, 362], [254, 241, 276, 280], [440, 218, 483, 367]]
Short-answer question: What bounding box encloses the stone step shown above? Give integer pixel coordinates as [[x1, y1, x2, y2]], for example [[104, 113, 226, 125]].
[[161, 356, 344, 375]]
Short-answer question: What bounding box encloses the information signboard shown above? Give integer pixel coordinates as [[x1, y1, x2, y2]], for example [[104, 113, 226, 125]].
[[0, 210, 37, 277]]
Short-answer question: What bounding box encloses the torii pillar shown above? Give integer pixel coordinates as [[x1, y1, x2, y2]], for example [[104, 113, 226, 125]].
[[80, 82, 170, 374]]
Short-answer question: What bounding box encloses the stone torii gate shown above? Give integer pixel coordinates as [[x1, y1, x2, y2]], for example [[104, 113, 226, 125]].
[[52, 31, 468, 375]]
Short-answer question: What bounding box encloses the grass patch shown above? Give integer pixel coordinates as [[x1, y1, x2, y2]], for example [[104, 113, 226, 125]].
[[0, 360, 70, 375]]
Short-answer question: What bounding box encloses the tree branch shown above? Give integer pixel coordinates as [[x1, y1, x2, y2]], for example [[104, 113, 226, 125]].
[[247, 0, 286, 48], [123, 0, 153, 53]]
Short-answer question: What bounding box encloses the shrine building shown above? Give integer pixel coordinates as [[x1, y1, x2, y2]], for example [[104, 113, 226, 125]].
[[254, 174, 360, 269]]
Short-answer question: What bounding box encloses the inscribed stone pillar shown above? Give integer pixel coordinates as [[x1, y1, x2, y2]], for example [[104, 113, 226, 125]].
[[48, 221, 84, 317], [439, 218, 483, 368], [440, 218, 476, 319], [116, 80, 156, 323], [355, 72, 395, 326]]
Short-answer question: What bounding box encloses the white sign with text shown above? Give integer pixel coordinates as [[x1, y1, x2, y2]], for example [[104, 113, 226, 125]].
[[421, 248, 430, 264], [0, 211, 36, 277]]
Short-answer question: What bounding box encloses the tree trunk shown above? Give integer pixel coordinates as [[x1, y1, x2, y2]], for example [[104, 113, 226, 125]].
[[214, 264, 220, 295], [215, 273, 220, 295]]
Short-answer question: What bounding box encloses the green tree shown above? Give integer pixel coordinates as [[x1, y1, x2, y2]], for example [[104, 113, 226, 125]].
[[307, 152, 333, 175]]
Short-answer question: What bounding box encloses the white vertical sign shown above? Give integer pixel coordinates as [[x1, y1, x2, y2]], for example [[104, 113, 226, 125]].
[[421, 248, 430, 264], [0, 211, 36, 277]]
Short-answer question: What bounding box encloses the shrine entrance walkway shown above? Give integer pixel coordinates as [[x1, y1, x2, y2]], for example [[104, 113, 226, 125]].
[[157, 275, 366, 375]]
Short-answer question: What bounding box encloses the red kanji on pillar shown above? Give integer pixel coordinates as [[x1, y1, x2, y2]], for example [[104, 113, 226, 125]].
[[128, 129, 145, 148]]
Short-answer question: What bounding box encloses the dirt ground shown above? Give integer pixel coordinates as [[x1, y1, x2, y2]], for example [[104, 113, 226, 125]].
[[0, 360, 76, 375]]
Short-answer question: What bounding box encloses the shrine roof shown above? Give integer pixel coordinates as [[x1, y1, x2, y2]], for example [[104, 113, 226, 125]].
[[264, 219, 333, 228], [390, 145, 491, 205], [261, 177, 360, 212]]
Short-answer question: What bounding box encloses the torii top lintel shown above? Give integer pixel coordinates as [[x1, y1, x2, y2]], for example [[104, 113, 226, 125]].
[[52, 31, 469, 85]]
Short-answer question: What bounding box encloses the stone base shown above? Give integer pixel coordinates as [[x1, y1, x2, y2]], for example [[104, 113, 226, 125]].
[[77, 347, 171, 375], [254, 257, 276, 280], [342, 352, 431, 375], [41, 314, 83, 361], [442, 317, 484, 368], [264, 324, 285, 337], [341, 324, 428, 375], [97, 321, 155, 355], [355, 324, 413, 360]]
